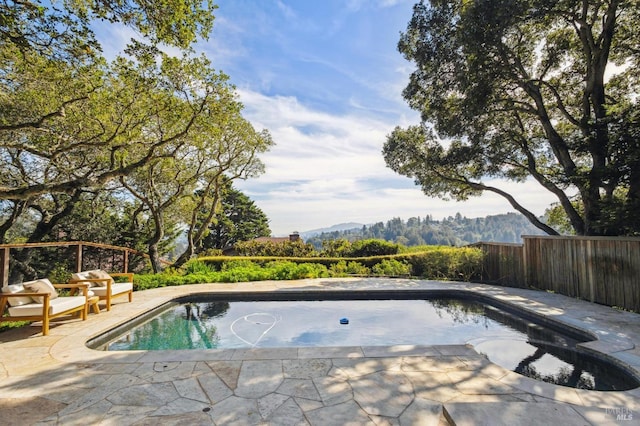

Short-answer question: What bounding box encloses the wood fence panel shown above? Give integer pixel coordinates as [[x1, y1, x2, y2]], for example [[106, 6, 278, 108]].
[[474, 243, 525, 288], [523, 236, 640, 312], [476, 236, 640, 311]]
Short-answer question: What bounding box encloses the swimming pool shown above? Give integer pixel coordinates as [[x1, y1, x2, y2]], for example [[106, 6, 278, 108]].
[[87, 291, 640, 391]]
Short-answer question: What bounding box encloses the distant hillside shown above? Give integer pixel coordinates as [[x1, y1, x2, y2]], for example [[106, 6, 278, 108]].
[[300, 222, 364, 239], [305, 212, 546, 248]]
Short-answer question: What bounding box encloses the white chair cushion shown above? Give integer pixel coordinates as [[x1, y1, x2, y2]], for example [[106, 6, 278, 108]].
[[90, 282, 132, 297], [7, 296, 86, 317], [2, 284, 34, 306], [23, 279, 59, 304]]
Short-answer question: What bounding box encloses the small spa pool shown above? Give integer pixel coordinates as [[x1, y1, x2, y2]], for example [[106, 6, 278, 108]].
[[88, 291, 640, 391]]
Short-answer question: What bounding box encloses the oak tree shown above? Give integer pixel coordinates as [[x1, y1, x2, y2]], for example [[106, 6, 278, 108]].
[[384, 0, 640, 235]]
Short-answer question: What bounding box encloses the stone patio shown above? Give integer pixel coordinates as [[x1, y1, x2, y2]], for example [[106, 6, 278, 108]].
[[1, 278, 639, 425]]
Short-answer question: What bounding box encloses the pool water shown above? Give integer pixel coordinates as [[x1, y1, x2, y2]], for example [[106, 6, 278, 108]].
[[95, 297, 639, 391], [106, 299, 577, 350]]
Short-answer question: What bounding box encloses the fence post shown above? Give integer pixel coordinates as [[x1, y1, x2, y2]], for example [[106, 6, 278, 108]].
[[0, 247, 8, 289], [123, 249, 129, 273], [76, 244, 83, 272], [522, 236, 529, 288]]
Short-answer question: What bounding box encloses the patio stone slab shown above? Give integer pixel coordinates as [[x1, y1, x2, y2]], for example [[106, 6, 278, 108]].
[[312, 375, 354, 406], [129, 410, 215, 426], [150, 397, 211, 416], [350, 371, 414, 417], [234, 360, 284, 398], [106, 382, 179, 406], [209, 396, 262, 425], [257, 392, 290, 418], [305, 400, 373, 426], [398, 398, 444, 426], [206, 360, 242, 389], [283, 358, 333, 378], [0, 397, 65, 426], [172, 377, 210, 403], [198, 372, 233, 403], [277, 378, 322, 400], [443, 402, 587, 426], [267, 397, 309, 425]]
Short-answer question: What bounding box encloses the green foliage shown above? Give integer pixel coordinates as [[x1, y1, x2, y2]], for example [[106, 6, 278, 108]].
[[0, 320, 30, 333], [265, 261, 329, 280], [133, 259, 330, 290], [320, 238, 352, 257], [346, 239, 399, 257], [182, 259, 215, 275], [47, 263, 72, 284], [234, 240, 316, 257], [131, 245, 483, 290], [0, 0, 274, 273], [328, 260, 370, 276], [387, 0, 640, 236], [201, 183, 272, 251], [405, 247, 483, 281], [371, 259, 411, 277]]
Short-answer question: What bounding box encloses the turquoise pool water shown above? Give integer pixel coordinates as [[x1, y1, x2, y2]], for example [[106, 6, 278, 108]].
[[106, 299, 540, 350]]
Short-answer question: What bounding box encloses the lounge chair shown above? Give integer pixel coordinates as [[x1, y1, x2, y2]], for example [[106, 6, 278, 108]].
[[69, 269, 133, 311], [0, 279, 89, 335]]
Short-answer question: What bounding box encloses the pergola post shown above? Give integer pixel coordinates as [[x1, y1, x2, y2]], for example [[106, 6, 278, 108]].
[[123, 250, 129, 273]]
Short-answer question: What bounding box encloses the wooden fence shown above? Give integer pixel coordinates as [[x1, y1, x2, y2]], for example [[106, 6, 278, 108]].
[[471, 242, 525, 288], [474, 236, 640, 312], [0, 241, 146, 290]]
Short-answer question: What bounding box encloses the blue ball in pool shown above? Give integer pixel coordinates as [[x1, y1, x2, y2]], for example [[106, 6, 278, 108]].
[[340, 318, 349, 325]]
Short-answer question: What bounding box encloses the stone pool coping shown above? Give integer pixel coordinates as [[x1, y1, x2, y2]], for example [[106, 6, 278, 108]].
[[2, 277, 640, 425]]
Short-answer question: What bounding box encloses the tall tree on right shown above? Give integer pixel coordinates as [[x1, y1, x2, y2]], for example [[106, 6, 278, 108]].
[[384, 0, 640, 236]]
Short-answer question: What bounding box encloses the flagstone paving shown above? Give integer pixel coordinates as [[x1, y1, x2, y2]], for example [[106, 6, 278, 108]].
[[1, 278, 640, 425]]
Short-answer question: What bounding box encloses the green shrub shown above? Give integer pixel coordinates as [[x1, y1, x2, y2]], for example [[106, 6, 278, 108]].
[[234, 240, 317, 257], [371, 259, 411, 276], [328, 260, 348, 276], [321, 238, 352, 257], [328, 260, 371, 276], [405, 247, 482, 280], [221, 259, 259, 271], [131, 245, 483, 290], [265, 261, 329, 280], [182, 259, 215, 275], [347, 239, 399, 257]]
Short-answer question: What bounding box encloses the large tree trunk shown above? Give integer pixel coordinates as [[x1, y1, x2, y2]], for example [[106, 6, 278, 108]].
[[146, 209, 165, 274], [10, 191, 82, 282], [172, 184, 223, 269]]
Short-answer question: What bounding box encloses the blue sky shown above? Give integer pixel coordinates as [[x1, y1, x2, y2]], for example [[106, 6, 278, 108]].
[[98, 0, 558, 236]]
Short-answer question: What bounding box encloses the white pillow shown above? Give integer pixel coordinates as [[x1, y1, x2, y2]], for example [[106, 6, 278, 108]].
[[23, 279, 59, 304], [71, 271, 93, 287], [2, 284, 34, 306], [88, 270, 113, 287]]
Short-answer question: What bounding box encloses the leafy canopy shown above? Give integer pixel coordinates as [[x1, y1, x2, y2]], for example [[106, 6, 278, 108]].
[[385, 0, 640, 236]]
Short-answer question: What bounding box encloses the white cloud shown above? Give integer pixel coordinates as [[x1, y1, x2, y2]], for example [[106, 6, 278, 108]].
[[234, 88, 560, 236]]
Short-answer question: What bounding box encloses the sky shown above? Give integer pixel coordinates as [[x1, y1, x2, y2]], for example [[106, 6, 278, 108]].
[[100, 0, 559, 236]]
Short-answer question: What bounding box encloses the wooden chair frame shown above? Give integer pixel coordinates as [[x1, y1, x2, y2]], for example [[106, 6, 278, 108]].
[[0, 283, 89, 336], [69, 272, 133, 311]]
